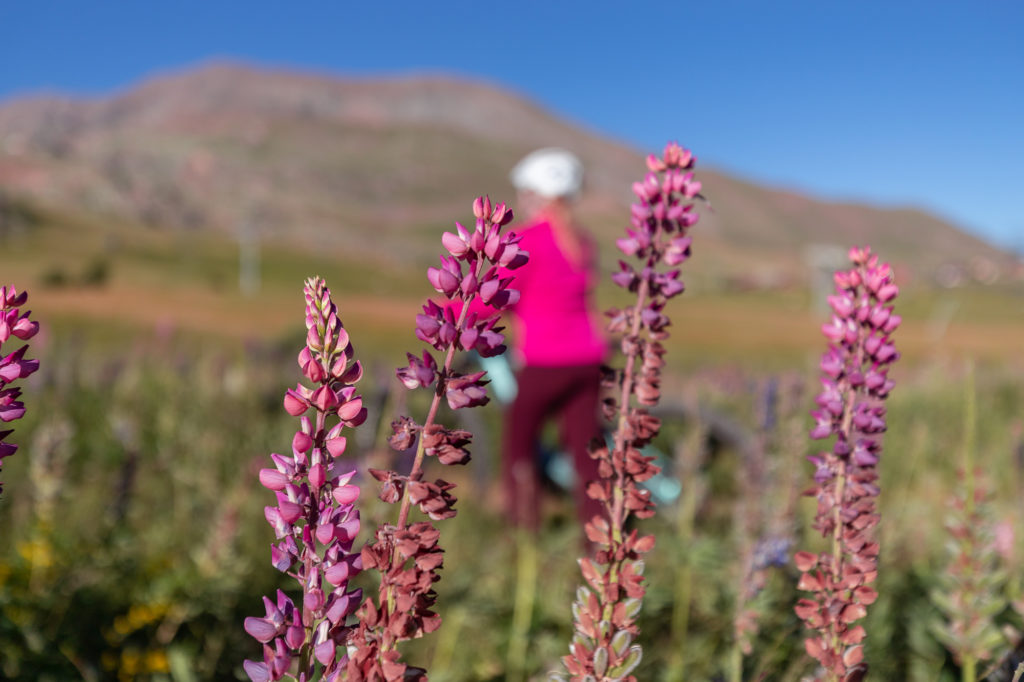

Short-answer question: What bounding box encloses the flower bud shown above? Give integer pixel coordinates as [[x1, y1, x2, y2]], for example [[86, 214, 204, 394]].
[[427, 265, 460, 298], [460, 270, 478, 297], [491, 202, 512, 225], [442, 231, 470, 258], [283, 389, 309, 416]]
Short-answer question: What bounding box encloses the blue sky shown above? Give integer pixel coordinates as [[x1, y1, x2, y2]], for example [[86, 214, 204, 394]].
[[1, 1, 1022, 250]]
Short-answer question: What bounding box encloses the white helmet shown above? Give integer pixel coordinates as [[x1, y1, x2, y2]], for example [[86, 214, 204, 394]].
[[509, 148, 584, 199]]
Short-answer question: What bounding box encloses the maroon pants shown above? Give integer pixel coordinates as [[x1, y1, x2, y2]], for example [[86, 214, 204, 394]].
[[502, 363, 603, 531]]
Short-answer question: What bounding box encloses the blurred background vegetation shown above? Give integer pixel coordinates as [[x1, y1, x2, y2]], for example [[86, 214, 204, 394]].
[[2, 198, 1023, 681], [2, 64, 1023, 681]]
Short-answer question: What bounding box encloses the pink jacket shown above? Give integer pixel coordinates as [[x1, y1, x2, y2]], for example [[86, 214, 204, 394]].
[[471, 215, 606, 367]]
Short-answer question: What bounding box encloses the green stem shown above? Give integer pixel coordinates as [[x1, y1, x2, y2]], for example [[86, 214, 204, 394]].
[[430, 606, 466, 676], [962, 655, 977, 682], [667, 445, 698, 681], [963, 360, 976, 517], [506, 530, 538, 681], [728, 643, 743, 682]]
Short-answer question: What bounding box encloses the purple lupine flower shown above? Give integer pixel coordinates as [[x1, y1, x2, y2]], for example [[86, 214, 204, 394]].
[[244, 277, 365, 682], [731, 375, 806, 669], [395, 351, 437, 390], [556, 142, 703, 682], [0, 285, 40, 497], [794, 246, 900, 682], [346, 196, 524, 681]]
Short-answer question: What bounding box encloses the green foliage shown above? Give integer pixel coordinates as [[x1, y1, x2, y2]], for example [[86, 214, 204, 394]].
[[1, 333, 1022, 680], [39, 266, 70, 289], [930, 469, 1009, 677], [0, 337, 293, 680]]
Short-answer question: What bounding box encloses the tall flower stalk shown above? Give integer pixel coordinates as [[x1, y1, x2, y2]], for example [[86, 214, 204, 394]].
[[794, 246, 900, 682], [933, 364, 1007, 682], [345, 196, 525, 680], [555, 142, 702, 681], [244, 277, 367, 682], [1, 285, 41, 498], [730, 378, 803, 680], [934, 467, 1007, 682]]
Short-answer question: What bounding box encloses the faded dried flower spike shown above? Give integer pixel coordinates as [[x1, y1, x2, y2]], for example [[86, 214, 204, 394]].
[[554, 142, 702, 682], [0, 285, 41, 497], [244, 277, 367, 682], [795, 246, 900, 682], [932, 467, 1007, 681], [345, 196, 524, 681]]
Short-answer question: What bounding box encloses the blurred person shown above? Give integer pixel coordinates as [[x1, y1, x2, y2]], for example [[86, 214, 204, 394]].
[[495, 147, 607, 531]]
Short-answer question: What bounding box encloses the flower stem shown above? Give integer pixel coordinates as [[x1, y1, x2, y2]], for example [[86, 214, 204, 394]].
[[963, 656, 977, 682], [611, 272, 653, 539], [394, 263, 482, 532], [728, 643, 743, 682], [507, 529, 537, 681]]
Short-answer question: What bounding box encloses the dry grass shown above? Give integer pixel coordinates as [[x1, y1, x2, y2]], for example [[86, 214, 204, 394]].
[[4, 199, 1021, 371]]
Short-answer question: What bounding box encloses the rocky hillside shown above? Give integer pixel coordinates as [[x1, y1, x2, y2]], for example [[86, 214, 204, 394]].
[[0, 62, 1012, 285]]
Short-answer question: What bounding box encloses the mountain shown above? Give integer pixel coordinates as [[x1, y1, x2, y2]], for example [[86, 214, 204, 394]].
[[0, 61, 1013, 286]]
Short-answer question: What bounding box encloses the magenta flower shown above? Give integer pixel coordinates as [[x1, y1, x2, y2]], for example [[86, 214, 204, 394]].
[[0, 285, 40, 497], [395, 351, 437, 390], [346, 196, 525, 681], [244, 277, 366, 682], [795, 246, 900, 682], [556, 142, 703, 682]]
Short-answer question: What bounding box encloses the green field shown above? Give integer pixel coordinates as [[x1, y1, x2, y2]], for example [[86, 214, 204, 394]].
[[4, 199, 1022, 367], [2, 202, 1024, 681]]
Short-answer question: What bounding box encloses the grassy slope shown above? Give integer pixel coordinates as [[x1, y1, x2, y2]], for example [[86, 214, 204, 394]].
[[4, 198, 1022, 374], [1, 63, 1014, 288]]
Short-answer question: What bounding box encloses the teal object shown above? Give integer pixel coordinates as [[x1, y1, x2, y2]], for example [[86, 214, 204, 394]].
[[478, 353, 518, 404]]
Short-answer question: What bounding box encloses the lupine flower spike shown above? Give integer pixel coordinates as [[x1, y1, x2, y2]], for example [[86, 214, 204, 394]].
[[244, 277, 367, 682], [0, 285, 40, 498], [933, 468, 1007, 681], [345, 196, 525, 681], [794, 246, 900, 682], [554, 142, 702, 682], [933, 366, 1007, 682]]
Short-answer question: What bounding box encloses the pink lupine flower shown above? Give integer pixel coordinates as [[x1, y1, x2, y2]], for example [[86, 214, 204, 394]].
[[555, 142, 703, 682], [346, 196, 524, 681], [0, 285, 40, 497], [244, 277, 365, 681], [795, 246, 900, 682], [395, 351, 437, 390]]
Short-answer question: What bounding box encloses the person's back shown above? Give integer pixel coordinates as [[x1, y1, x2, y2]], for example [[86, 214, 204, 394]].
[[499, 148, 606, 531], [505, 213, 605, 368]]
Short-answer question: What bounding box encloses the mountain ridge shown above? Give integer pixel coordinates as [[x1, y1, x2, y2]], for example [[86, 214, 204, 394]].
[[0, 61, 1013, 285]]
